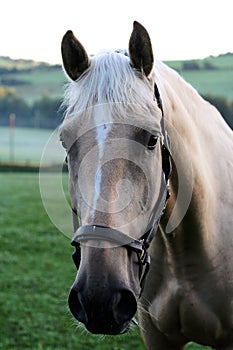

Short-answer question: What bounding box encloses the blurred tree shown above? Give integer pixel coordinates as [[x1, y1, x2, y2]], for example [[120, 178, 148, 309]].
[[31, 94, 63, 129], [0, 87, 31, 126], [0, 87, 232, 130], [0, 88, 63, 129]]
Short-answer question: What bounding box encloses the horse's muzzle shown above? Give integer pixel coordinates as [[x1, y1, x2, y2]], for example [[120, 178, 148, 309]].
[[68, 286, 137, 334]]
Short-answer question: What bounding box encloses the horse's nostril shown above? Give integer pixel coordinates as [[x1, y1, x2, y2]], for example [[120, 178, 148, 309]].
[[112, 290, 137, 325], [68, 289, 88, 325], [68, 285, 137, 334]]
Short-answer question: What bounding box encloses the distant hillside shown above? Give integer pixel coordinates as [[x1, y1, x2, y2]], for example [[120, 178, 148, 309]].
[[166, 52, 233, 71], [0, 56, 58, 70], [0, 53, 232, 129], [165, 52, 233, 101], [0, 53, 233, 103], [0, 56, 64, 104]]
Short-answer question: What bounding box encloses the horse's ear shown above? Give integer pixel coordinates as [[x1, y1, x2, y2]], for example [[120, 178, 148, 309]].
[[129, 21, 154, 77], [61, 30, 90, 81]]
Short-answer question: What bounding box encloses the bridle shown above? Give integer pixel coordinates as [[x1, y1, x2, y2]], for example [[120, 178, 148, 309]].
[[70, 82, 172, 294]]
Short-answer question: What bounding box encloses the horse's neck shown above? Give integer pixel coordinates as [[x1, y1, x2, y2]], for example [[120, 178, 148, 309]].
[[158, 63, 211, 227], [157, 62, 233, 256]]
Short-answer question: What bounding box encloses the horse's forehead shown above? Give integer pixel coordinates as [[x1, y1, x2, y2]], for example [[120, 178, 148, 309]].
[[61, 103, 162, 149]]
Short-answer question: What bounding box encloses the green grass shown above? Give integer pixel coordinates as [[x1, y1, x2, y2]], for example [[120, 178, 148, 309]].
[[0, 173, 213, 349], [0, 173, 144, 350]]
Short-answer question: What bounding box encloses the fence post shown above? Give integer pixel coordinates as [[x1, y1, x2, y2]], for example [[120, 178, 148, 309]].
[[9, 113, 16, 163]]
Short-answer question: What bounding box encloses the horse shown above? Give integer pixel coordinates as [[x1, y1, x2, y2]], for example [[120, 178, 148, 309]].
[[59, 21, 233, 350]]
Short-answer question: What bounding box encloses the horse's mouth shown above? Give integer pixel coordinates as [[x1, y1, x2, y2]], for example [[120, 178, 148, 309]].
[[85, 319, 132, 335]]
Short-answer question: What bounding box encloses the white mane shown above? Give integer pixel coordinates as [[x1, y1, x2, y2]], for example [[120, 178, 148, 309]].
[[62, 50, 159, 121]]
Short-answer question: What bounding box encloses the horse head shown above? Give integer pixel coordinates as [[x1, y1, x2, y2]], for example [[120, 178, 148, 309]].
[[60, 21, 171, 335]]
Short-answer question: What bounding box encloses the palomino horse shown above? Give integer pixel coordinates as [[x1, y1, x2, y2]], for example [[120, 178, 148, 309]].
[[60, 22, 233, 349]]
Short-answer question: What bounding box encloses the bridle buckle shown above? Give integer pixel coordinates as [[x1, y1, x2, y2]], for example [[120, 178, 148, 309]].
[[137, 243, 151, 293]]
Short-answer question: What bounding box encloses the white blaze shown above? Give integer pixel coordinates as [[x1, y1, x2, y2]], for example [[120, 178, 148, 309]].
[[91, 104, 113, 219]]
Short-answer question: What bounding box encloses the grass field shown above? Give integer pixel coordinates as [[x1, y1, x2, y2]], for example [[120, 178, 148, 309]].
[[0, 173, 213, 350], [0, 173, 143, 350]]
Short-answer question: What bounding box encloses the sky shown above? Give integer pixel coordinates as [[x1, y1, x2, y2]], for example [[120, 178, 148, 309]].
[[0, 0, 232, 64]]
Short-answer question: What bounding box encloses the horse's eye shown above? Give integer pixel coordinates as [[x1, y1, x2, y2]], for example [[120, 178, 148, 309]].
[[147, 135, 158, 150]]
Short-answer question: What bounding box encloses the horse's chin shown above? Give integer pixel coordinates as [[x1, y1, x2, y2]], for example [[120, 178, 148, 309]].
[[85, 321, 131, 335]]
